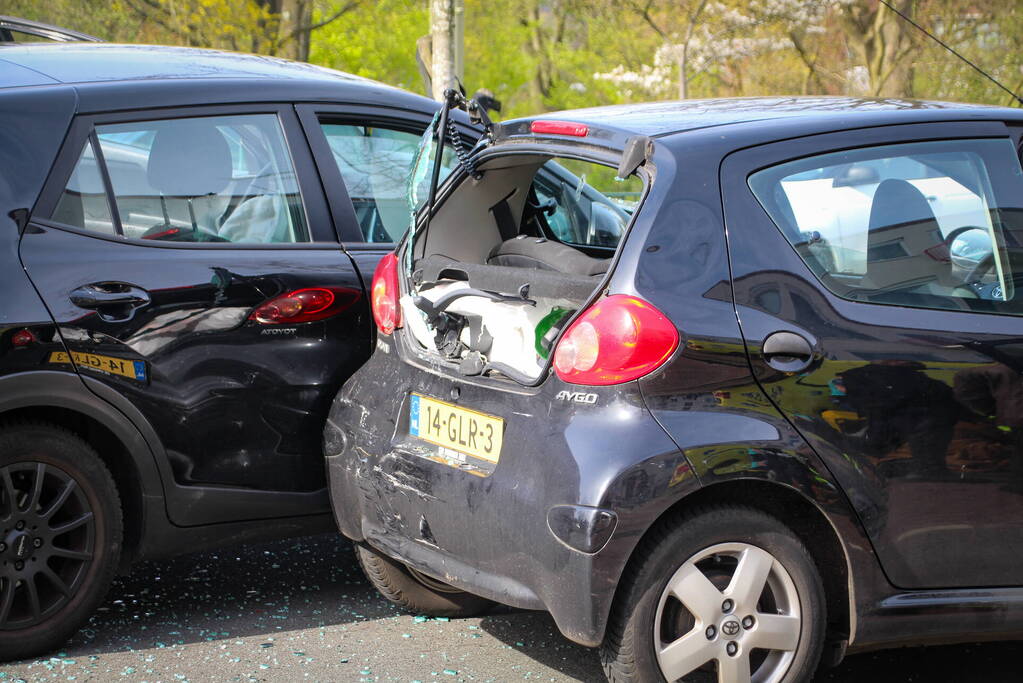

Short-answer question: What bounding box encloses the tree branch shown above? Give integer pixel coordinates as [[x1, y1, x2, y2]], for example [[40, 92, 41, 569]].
[[275, 0, 360, 51], [122, 0, 193, 42], [299, 1, 360, 34]]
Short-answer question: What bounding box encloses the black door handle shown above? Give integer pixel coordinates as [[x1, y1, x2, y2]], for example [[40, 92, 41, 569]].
[[70, 283, 150, 321], [762, 331, 813, 372]]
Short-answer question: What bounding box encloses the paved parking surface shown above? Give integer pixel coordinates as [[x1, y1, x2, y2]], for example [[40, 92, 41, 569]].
[[1, 533, 1018, 682]]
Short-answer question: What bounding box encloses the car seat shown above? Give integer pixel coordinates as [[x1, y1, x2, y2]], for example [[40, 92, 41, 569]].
[[487, 235, 609, 276], [145, 121, 292, 243], [863, 178, 953, 294], [145, 121, 233, 236]]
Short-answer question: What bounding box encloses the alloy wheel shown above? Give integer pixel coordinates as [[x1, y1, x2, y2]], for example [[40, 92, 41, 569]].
[[0, 461, 96, 629], [654, 542, 801, 683]]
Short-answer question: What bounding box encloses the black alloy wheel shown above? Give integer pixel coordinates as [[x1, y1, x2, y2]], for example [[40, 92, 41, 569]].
[[0, 423, 121, 661], [0, 461, 96, 628]]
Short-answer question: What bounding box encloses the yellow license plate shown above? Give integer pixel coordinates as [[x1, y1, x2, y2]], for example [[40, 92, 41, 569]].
[[409, 393, 503, 463], [49, 351, 147, 382]]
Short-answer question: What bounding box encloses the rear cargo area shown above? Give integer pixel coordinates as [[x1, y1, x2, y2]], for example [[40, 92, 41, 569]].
[[401, 153, 644, 383]]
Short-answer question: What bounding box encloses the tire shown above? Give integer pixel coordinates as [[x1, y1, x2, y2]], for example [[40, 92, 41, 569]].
[[601, 505, 825, 683], [355, 543, 494, 617], [0, 422, 122, 661]]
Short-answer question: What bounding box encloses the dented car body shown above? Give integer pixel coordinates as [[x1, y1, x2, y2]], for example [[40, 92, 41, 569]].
[[326, 98, 1023, 681]]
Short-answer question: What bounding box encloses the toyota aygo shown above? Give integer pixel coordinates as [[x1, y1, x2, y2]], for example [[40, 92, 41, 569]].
[[325, 96, 1023, 682]]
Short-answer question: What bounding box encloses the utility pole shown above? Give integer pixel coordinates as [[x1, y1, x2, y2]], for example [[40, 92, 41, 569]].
[[428, 0, 464, 100]]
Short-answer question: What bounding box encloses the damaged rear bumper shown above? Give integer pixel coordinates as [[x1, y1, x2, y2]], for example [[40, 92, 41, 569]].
[[324, 346, 690, 647]]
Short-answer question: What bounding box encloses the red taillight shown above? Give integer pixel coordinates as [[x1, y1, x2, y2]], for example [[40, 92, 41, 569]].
[[11, 329, 36, 347], [530, 120, 589, 137], [371, 252, 402, 335], [553, 295, 678, 385], [249, 287, 360, 325]]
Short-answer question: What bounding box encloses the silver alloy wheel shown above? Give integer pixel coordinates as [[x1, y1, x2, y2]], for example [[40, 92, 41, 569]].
[[653, 542, 801, 683]]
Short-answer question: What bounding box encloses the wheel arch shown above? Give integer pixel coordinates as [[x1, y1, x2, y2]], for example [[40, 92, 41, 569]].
[[611, 477, 853, 651], [0, 371, 166, 567]]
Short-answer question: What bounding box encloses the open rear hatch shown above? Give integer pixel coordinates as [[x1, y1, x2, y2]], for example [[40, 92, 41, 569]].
[[384, 91, 652, 386]]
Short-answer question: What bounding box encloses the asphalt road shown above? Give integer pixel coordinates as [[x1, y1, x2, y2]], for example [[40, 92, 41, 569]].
[[1, 533, 1018, 682]]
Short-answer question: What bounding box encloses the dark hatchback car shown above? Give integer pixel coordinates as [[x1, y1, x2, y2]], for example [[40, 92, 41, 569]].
[[326, 98, 1023, 681], [0, 42, 479, 659]]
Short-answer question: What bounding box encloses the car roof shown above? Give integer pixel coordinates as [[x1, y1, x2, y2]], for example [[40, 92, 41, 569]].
[[0, 43, 359, 85], [0, 43, 436, 113], [520, 96, 1023, 139]]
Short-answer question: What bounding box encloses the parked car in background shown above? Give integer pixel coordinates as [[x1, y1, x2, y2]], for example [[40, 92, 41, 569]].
[[0, 15, 101, 43], [0, 41, 476, 659], [325, 97, 1023, 682]]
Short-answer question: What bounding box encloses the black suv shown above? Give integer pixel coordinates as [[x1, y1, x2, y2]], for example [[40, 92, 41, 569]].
[[0, 42, 477, 658], [326, 98, 1023, 681]]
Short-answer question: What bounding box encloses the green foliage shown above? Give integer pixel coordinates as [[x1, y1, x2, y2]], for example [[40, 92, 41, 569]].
[[0, 0, 144, 42], [309, 0, 426, 92], [8, 0, 1023, 110]]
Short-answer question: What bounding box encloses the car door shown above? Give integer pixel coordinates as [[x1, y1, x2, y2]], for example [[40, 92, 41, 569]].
[[722, 121, 1023, 589], [21, 105, 369, 526]]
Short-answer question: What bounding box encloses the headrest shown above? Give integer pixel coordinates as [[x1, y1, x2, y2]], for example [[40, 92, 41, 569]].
[[146, 121, 232, 197], [868, 179, 937, 232]]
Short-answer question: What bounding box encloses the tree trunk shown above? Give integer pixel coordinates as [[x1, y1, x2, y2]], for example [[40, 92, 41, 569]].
[[836, 0, 916, 98], [523, 1, 552, 103], [430, 0, 464, 100], [274, 0, 311, 61], [678, 52, 687, 99]]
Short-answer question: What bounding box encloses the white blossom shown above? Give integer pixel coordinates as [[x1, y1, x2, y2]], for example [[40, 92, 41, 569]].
[[596, 0, 843, 98]]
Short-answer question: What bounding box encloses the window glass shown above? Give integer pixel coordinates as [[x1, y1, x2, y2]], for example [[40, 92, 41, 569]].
[[749, 138, 1023, 315], [533, 158, 643, 248], [320, 123, 455, 243], [52, 137, 116, 235], [50, 114, 310, 243], [8, 31, 41, 42]]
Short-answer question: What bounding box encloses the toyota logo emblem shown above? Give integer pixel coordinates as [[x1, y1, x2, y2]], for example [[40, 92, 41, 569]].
[[722, 620, 741, 637]]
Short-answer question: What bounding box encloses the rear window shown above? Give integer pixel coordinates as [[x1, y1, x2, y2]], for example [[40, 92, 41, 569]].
[[749, 138, 1023, 316]]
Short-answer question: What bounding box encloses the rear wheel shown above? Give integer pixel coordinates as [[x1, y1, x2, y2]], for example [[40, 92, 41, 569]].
[[0, 423, 122, 661], [601, 505, 824, 683], [355, 543, 494, 617]]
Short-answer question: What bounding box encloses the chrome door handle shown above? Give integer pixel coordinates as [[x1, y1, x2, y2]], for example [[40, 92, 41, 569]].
[[762, 331, 813, 372], [70, 283, 150, 321]]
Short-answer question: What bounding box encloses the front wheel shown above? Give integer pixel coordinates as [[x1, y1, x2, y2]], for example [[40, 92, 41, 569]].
[[601, 505, 825, 683], [0, 423, 122, 661]]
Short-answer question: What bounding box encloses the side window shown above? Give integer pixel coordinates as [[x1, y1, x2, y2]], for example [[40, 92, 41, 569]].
[[319, 123, 455, 243], [50, 114, 310, 243], [533, 159, 643, 249], [749, 138, 1023, 316], [52, 137, 116, 235]]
